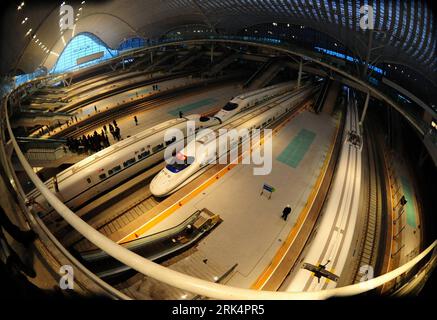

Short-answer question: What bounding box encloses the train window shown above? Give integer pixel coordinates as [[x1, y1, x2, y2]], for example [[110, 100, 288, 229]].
[[86, 178, 92, 184], [165, 137, 176, 145], [138, 150, 150, 160], [223, 102, 238, 111], [109, 165, 121, 175], [123, 158, 136, 168], [99, 173, 106, 180], [152, 144, 164, 153]]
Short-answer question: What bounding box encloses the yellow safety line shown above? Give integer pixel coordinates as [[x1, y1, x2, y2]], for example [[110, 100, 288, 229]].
[[250, 111, 342, 290], [381, 150, 396, 293], [118, 102, 311, 243]]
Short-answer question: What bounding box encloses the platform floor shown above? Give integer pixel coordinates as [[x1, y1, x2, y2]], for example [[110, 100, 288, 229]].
[[281, 99, 362, 292], [388, 153, 422, 268], [140, 110, 337, 289]]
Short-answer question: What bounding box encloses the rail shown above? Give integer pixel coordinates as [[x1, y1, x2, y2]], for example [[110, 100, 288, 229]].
[[352, 125, 383, 283]]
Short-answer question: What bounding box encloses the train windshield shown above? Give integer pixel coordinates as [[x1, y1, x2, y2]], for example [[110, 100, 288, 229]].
[[166, 153, 195, 173], [222, 102, 238, 111]]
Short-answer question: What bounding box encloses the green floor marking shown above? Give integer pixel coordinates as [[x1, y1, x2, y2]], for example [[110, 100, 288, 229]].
[[401, 176, 417, 228], [168, 98, 217, 116], [277, 129, 316, 168]]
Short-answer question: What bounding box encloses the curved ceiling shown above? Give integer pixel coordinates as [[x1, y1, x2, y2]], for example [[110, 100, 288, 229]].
[[1, 0, 436, 82]]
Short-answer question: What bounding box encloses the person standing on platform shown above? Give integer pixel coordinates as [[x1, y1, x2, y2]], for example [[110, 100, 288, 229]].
[[115, 126, 121, 141], [94, 105, 97, 113], [113, 119, 117, 127], [281, 205, 292, 221], [109, 123, 115, 140], [103, 125, 107, 133], [134, 115, 138, 126], [179, 111, 183, 118]]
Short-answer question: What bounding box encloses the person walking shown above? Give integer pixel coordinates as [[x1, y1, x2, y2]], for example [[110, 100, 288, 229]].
[[134, 115, 138, 126], [281, 205, 292, 221], [103, 124, 107, 133]]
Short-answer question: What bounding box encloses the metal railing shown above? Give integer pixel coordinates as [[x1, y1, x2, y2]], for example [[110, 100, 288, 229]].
[[2, 37, 436, 299]]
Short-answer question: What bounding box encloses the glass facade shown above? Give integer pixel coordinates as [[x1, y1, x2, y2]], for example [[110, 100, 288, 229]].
[[51, 33, 118, 74], [118, 37, 146, 51]]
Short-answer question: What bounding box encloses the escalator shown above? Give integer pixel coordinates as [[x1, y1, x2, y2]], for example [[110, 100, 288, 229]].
[[78, 208, 222, 279]]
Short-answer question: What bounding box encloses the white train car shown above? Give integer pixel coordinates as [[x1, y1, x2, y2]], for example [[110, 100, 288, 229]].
[[28, 115, 201, 217], [213, 81, 296, 124], [150, 86, 314, 197]]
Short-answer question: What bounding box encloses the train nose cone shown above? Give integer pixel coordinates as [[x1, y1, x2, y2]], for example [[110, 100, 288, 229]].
[[150, 171, 172, 197]]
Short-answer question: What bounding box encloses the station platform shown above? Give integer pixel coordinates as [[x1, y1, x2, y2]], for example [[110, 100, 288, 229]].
[[78, 82, 244, 144], [383, 149, 422, 289], [131, 109, 338, 289], [281, 100, 362, 292]]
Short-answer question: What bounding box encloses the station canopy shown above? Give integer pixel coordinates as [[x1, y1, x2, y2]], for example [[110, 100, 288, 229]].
[[1, 0, 436, 86]]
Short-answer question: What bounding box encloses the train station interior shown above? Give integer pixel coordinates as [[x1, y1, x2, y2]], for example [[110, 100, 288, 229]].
[[0, 0, 436, 302]]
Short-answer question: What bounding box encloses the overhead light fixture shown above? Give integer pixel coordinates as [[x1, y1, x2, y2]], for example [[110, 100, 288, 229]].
[[21, 17, 28, 24], [25, 28, 32, 36], [81, 1, 85, 4]]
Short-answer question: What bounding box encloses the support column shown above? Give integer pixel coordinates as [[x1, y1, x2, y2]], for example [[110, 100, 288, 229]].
[[150, 51, 153, 64], [210, 44, 214, 64], [359, 90, 370, 127], [321, 80, 340, 115], [363, 29, 374, 78], [297, 58, 302, 88]]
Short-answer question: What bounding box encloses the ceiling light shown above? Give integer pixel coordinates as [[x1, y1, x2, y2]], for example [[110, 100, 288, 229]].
[[25, 28, 32, 36]]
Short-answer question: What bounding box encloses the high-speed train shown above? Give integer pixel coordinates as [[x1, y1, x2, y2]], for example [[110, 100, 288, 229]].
[[27, 115, 205, 218], [212, 81, 296, 124], [150, 85, 316, 197]]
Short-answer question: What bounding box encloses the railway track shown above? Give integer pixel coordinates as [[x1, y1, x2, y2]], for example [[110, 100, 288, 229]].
[[352, 125, 383, 283], [54, 74, 244, 139]]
